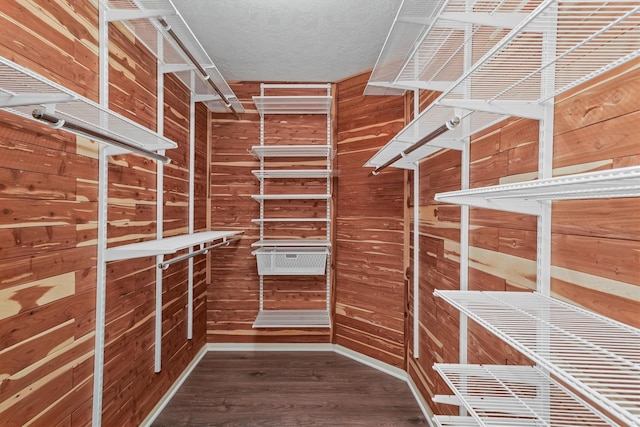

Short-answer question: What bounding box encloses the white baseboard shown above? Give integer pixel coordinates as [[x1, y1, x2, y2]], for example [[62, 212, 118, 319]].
[[333, 344, 407, 381], [143, 342, 433, 425], [407, 373, 436, 427], [139, 345, 208, 427], [207, 342, 334, 352]]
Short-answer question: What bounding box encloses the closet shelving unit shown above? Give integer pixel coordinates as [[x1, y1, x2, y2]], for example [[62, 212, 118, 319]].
[[102, 0, 244, 114], [365, 0, 640, 426], [433, 364, 617, 426], [0, 56, 176, 155], [365, 0, 640, 171], [250, 83, 333, 329], [4, 2, 245, 424]]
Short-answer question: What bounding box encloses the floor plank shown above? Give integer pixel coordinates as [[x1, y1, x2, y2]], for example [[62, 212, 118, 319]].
[[152, 351, 427, 426]]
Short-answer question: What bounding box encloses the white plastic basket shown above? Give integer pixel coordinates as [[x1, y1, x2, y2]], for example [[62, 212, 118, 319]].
[[252, 247, 329, 275]]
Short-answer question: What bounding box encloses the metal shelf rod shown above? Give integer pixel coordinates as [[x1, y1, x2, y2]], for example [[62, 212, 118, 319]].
[[158, 17, 240, 120], [32, 109, 171, 164], [158, 238, 240, 270]]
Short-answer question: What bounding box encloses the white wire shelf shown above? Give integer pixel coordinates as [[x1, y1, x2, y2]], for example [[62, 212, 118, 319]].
[[366, 0, 528, 95], [365, 103, 504, 169], [0, 56, 177, 153], [105, 230, 242, 262], [251, 218, 330, 223], [435, 364, 617, 427], [251, 239, 331, 248], [103, 0, 243, 113], [252, 96, 332, 116], [250, 145, 334, 159], [434, 290, 640, 427], [365, 0, 640, 170], [252, 169, 333, 179], [433, 416, 480, 427], [434, 166, 640, 215], [252, 310, 331, 328], [251, 194, 331, 201]]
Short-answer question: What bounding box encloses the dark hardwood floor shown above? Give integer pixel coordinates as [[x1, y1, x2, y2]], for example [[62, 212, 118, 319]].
[[152, 351, 427, 426]]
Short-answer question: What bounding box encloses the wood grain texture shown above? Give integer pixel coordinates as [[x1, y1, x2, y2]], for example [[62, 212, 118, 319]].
[[153, 351, 426, 426], [409, 58, 640, 419], [334, 71, 407, 368], [207, 82, 331, 343], [0, 2, 210, 425]]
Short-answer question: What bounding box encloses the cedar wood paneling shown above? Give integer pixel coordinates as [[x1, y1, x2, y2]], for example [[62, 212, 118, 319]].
[[408, 60, 640, 418], [334, 72, 407, 368], [207, 82, 332, 343], [0, 1, 209, 425], [1, 0, 638, 424]]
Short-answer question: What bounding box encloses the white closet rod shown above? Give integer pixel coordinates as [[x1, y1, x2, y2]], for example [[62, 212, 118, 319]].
[[158, 238, 240, 270], [32, 109, 171, 164], [157, 17, 241, 120], [370, 116, 460, 176]]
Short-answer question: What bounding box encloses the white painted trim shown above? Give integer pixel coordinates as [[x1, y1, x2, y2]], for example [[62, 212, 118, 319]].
[[333, 344, 407, 381], [407, 374, 437, 427], [139, 345, 208, 427], [207, 342, 334, 352]]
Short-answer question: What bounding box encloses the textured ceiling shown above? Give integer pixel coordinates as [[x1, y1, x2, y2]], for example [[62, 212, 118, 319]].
[[171, 0, 402, 83]]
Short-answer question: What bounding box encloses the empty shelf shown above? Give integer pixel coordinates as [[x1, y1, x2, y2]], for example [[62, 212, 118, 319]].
[[0, 57, 176, 153], [253, 96, 332, 115], [252, 310, 330, 328], [434, 166, 640, 216], [251, 218, 329, 223], [252, 169, 332, 179], [366, 0, 640, 171], [366, 0, 522, 95], [251, 194, 331, 201], [251, 145, 333, 158], [434, 290, 640, 427], [106, 230, 242, 262], [435, 364, 616, 427], [104, 0, 243, 113], [433, 416, 481, 427], [252, 239, 331, 248], [365, 103, 504, 170]]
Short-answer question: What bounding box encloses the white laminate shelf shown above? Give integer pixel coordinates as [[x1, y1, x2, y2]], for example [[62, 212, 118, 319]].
[[252, 96, 332, 116], [366, 0, 640, 171], [253, 310, 331, 328], [433, 416, 480, 427], [102, 0, 243, 113], [434, 290, 640, 427], [250, 145, 334, 159], [434, 364, 617, 427], [251, 218, 329, 224], [251, 194, 331, 201], [252, 169, 333, 179], [251, 239, 331, 248], [105, 230, 242, 262], [0, 56, 176, 154], [433, 417, 481, 427], [434, 166, 640, 216]]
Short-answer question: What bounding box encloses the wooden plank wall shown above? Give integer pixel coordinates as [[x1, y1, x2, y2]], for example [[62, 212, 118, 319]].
[[0, 1, 209, 425], [408, 59, 640, 417], [333, 72, 408, 368], [207, 83, 332, 343]]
